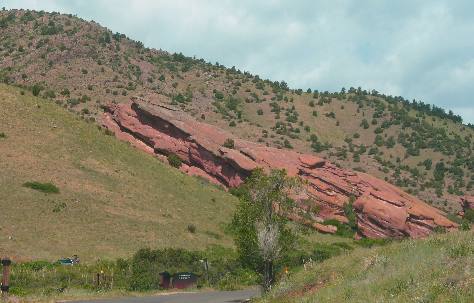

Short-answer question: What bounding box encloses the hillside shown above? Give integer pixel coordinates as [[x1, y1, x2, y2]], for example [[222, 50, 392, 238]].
[[259, 230, 474, 302], [1, 9, 473, 218], [0, 83, 237, 261]]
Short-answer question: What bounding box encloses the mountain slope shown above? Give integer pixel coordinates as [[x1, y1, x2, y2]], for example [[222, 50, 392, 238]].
[[0, 9, 473, 216], [0, 83, 236, 261]]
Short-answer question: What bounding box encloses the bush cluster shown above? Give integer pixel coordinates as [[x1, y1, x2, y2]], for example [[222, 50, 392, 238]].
[[23, 181, 59, 194], [167, 153, 182, 168]]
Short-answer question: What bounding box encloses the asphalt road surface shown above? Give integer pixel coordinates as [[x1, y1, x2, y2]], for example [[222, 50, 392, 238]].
[[71, 288, 260, 303]]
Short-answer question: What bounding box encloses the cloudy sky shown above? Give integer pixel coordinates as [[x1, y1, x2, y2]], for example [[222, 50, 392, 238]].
[[3, 0, 474, 123]]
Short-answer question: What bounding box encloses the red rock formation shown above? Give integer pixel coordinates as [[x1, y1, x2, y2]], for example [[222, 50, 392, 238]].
[[102, 100, 458, 238]]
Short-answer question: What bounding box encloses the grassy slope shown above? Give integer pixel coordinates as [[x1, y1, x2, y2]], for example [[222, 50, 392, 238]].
[[259, 230, 474, 303], [0, 84, 237, 261]]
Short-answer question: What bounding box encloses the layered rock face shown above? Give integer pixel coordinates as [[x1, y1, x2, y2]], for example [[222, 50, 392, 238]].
[[102, 100, 457, 238]]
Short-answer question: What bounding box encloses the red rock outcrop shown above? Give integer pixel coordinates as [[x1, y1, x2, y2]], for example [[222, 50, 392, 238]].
[[101, 100, 458, 238]]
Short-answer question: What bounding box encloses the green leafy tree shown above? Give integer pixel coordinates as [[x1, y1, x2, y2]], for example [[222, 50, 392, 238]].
[[434, 162, 446, 181], [360, 119, 369, 129], [231, 169, 299, 292], [374, 135, 384, 147]]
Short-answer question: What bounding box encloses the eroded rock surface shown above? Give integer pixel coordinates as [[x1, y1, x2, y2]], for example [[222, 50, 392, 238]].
[[102, 100, 458, 238]]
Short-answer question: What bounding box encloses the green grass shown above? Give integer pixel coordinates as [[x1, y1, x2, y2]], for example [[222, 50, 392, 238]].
[[259, 230, 474, 303], [23, 181, 60, 194], [0, 84, 237, 261]]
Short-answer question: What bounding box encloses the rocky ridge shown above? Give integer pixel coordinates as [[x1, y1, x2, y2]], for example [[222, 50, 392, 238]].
[[102, 99, 458, 238]]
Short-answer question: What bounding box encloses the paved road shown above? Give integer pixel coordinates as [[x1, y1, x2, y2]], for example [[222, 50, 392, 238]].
[[71, 288, 260, 303]]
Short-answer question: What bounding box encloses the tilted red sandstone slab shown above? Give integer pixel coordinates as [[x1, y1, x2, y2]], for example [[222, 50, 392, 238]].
[[101, 100, 458, 238]]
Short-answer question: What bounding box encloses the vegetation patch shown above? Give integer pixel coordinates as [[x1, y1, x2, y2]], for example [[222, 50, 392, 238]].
[[23, 181, 59, 194], [322, 219, 355, 238], [223, 138, 235, 149], [167, 153, 182, 168], [464, 209, 474, 223]]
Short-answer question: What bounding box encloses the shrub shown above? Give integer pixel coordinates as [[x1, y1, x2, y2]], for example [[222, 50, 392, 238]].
[[360, 119, 369, 129], [385, 136, 396, 148], [128, 247, 203, 291], [31, 84, 42, 96], [167, 153, 182, 168], [67, 98, 80, 106], [374, 135, 384, 147], [459, 220, 471, 231], [322, 219, 354, 238], [104, 129, 114, 136], [0, 132, 6, 138], [187, 224, 197, 233], [343, 197, 358, 231], [223, 138, 235, 149], [214, 91, 224, 100], [21, 260, 55, 271], [43, 90, 56, 99], [23, 182, 59, 194], [355, 238, 391, 248], [257, 109, 263, 115], [311, 242, 352, 262], [464, 209, 474, 223], [325, 112, 336, 119]]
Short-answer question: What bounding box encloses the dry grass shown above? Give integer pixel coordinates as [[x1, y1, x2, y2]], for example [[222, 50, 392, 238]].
[[0, 84, 237, 261], [259, 230, 474, 303]]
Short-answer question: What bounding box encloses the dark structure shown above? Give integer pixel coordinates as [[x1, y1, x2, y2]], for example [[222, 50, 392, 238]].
[[1, 258, 11, 294], [159, 271, 171, 289], [172, 272, 198, 289]]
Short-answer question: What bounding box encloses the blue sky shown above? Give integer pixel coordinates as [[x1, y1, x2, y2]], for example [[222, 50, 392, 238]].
[[3, 0, 474, 123]]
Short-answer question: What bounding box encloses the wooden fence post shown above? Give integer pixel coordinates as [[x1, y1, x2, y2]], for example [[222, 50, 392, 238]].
[[1, 258, 11, 299]]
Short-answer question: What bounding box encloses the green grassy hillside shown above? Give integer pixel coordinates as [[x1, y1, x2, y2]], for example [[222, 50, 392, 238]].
[[0, 84, 237, 261], [1, 9, 473, 216], [258, 230, 474, 303]]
